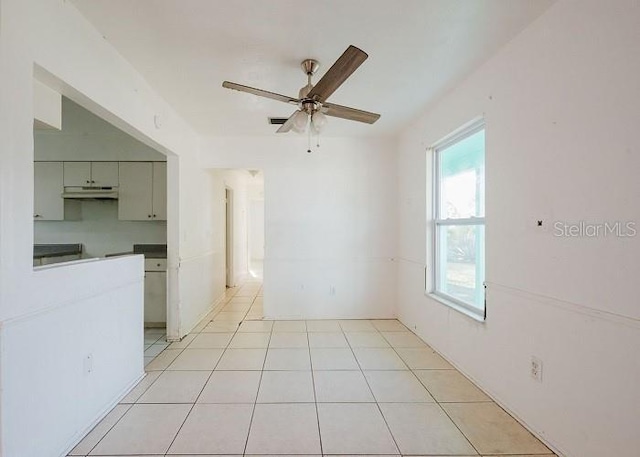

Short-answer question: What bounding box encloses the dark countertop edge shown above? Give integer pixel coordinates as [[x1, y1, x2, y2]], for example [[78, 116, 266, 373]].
[[105, 251, 166, 259], [104, 251, 134, 258], [142, 252, 167, 259], [33, 244, 82, 259], [133, 244, 167, 258]]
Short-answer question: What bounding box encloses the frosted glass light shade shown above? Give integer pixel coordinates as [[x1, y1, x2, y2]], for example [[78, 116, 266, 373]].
[[311, 111, 328, 133], [292, 110, 308, 132]]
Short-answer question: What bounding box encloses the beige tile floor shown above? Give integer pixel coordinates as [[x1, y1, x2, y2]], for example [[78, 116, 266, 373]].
[[70, 280, 555, 457]]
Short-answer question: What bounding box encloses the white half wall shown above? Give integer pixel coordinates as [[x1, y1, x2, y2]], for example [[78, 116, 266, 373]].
[[396, 1, 640, 456], [0, 256, 144, 457], [200, 136, 397, 319]]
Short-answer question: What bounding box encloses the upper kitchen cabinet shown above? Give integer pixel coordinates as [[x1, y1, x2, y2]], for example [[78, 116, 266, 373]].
[[118, 162, 166, 221], [34, 162, 64, 220], [63, 161, 118, 187], [152, 162, 167, 221]]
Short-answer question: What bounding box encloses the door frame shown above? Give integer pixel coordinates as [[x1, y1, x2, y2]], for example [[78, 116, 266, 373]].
[[225, 186, 234, 287]]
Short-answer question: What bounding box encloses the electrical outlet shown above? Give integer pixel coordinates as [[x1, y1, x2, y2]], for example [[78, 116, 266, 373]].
[[531, 356, 543, 382], [84, 353, 94, 375]]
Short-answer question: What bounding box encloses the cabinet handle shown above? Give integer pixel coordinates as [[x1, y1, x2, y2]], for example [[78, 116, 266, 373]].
[[153, 214, 157, 218], [148, 215, 152, 218], [34, 214, 41, 218], [86, 180, 90, 184]]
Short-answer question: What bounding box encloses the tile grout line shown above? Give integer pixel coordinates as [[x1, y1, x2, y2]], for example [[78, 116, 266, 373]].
[[242, 300, 273, 456], [73, 403, 133, 457], [158, 286, 255, 456], [378, 325, 482, 455], [378, 330, 447, 404], [307, 324, 324, 456], [341, 322, 402, 456], [435, 400, 482, 456], [158, 289, 247, 455]]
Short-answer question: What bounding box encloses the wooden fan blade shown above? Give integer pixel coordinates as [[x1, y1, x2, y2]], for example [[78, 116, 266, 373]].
[[307, 45, 368, 103], [222, 81, 299, 105], [276, 111, 299, 133], [323, 102, 380, 124]]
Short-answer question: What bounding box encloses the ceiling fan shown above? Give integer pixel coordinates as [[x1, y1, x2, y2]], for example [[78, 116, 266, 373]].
[[222, 45, 381, 135]]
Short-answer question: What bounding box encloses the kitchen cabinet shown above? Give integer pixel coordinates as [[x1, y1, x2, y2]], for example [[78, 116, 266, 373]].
[[152, 162, 167, 220], [34, 162, 64, 220], [64, 161, 118, 187], [91, 162, 119, 187], [118, 162, 166, 221], [144, 258, 167, 325]]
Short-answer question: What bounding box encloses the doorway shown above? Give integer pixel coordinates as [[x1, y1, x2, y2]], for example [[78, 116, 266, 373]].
[[225, 187, 234, 288]]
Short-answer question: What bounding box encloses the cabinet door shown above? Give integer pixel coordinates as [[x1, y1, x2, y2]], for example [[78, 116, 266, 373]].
[[91, 162, 119, 187], [152, 162, 167, 220], [118, 162, 153, 220], [34, 162, 64, 220], [63, 162, 91, 187], [144, 271, 167, 324]]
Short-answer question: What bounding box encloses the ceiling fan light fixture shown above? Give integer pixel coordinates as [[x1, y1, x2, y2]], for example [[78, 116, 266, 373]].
[[311, 111, 328, 133], [292, 110, 309, 132]]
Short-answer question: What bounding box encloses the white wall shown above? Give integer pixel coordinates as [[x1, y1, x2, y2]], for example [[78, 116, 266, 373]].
[[396, 1, 640, 456], [35, 98, 167, 162], [0, 0, 211, 455], [177, 168, 226, 335], [33, 79, 61, 129], [200, 136, 397, 319]]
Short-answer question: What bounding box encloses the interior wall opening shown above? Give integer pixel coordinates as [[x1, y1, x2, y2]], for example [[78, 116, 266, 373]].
[[32, 81, 174, 357], [216, 168, 264, 289]]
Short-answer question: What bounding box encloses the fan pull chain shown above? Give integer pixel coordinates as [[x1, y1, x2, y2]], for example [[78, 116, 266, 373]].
[[307, 126, 312, 153]]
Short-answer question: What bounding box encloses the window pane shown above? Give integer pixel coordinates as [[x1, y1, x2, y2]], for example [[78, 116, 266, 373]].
[[437, 224, 485, 309], [438, 129, 485, 219]]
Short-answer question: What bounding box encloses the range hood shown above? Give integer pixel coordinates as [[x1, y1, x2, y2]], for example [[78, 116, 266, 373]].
[[61, 186, 118, 199]]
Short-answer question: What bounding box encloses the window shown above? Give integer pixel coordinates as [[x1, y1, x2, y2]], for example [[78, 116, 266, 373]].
[[431, 120, 485, 319]]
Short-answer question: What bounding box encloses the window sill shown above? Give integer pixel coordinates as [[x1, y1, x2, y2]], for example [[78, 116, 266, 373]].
[[426, 292, 486, 323]]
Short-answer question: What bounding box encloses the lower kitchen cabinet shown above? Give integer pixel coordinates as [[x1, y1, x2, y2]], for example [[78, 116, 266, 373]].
[[144, 258, 167, 325]]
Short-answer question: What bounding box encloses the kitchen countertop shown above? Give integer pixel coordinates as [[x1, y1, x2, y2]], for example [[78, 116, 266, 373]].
[[34, 244, 83, 259], [133, 244, 167, 259]]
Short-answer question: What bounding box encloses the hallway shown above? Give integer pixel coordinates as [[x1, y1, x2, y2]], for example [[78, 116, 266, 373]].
[[69, 280, 553, 456]]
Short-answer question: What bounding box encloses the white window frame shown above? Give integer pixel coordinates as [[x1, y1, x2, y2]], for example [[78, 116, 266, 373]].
[[428, 118, 486, 321]]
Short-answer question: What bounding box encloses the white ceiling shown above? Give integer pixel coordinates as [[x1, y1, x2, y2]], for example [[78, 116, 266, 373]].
[[70, 0, 554, 137]]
